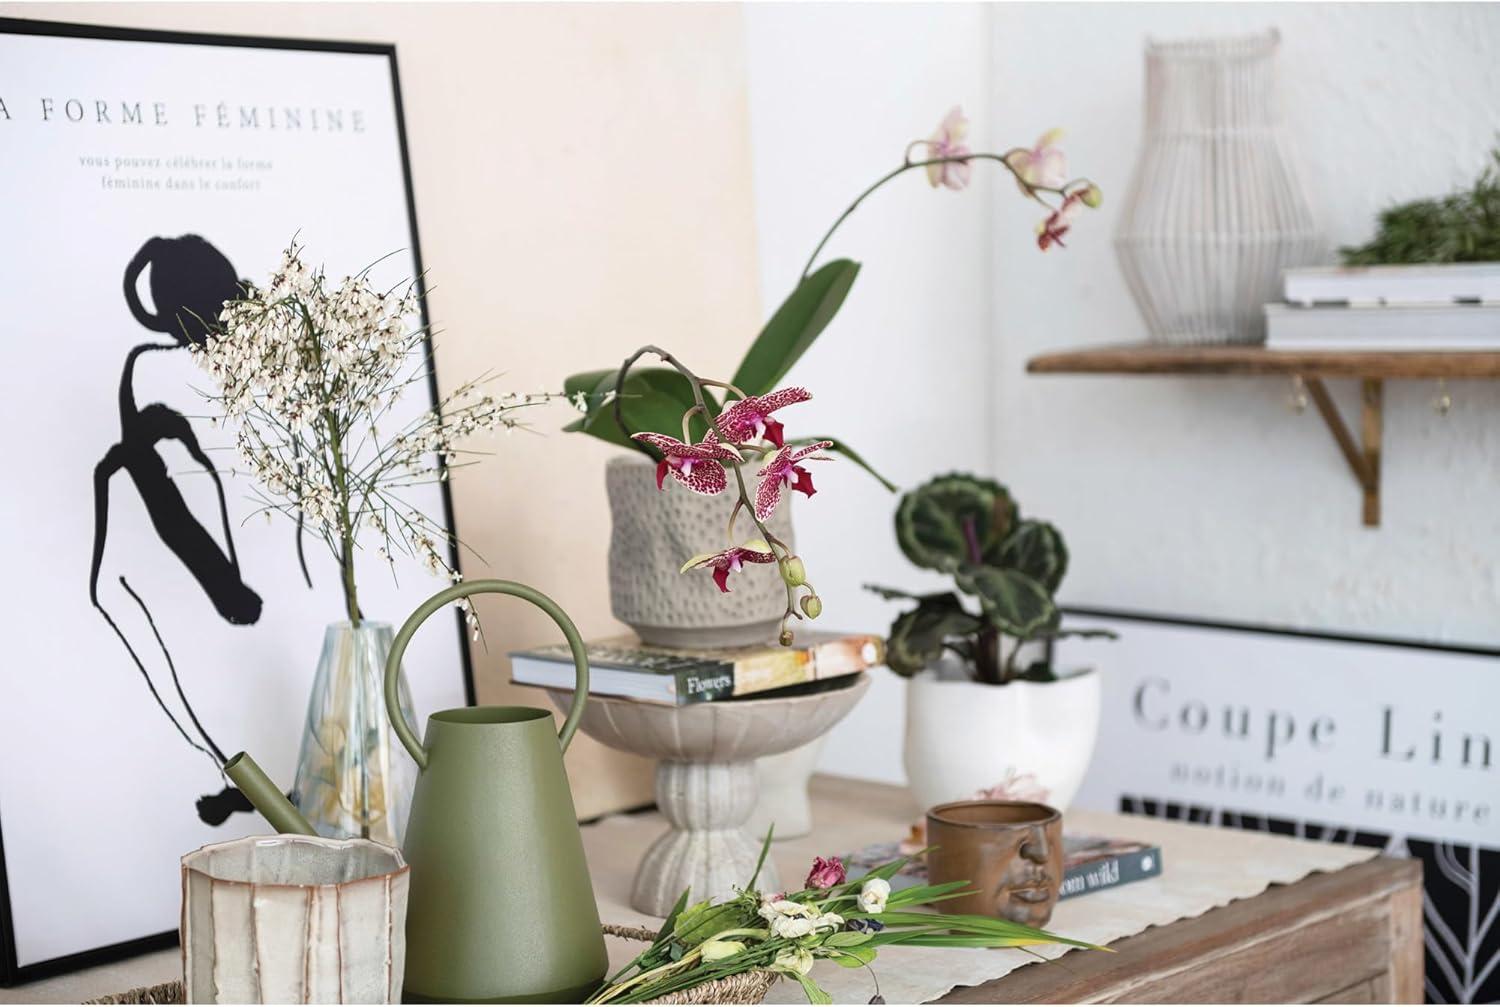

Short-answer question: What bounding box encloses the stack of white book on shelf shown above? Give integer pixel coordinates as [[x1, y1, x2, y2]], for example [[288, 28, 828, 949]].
[[1264, 262, 1500, 350]]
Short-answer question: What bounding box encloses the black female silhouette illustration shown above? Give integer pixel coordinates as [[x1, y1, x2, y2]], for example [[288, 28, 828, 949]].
[[90, 234, 264, 825]]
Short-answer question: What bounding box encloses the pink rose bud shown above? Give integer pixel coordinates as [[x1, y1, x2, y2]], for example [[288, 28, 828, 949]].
[[804, 856, 847, 890]]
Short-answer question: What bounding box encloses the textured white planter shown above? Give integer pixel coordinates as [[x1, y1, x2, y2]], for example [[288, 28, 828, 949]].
[[904, 662, 1101, 813], [607, 454, 794, 648], [181, 835, 408, 1004], [747, 736, 828, 841]]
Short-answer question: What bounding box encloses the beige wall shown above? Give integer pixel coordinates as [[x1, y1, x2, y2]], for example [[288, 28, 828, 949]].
[[10, 1, 764, 816]]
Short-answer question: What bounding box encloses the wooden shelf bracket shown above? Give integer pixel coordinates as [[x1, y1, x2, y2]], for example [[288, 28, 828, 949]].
[[1303, 378, 1383, 526]]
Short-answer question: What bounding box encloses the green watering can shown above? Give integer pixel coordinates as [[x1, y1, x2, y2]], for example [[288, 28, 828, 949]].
[[226, 580, 609, 1004]]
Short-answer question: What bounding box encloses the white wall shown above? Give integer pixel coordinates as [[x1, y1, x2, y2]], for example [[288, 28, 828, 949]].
[[748, 2, 1500, 785], [743, 3, 995, 783], [991, 3, 1500, 646]]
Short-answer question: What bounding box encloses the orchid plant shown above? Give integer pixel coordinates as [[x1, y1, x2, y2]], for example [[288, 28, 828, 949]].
[[588, 838, 1099, 1004], [610, 345, 830, 643], [564, 107, 1099, 483]]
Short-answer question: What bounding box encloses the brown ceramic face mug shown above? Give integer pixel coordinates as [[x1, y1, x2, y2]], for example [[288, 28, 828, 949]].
[[926, 800, 1064, 926]]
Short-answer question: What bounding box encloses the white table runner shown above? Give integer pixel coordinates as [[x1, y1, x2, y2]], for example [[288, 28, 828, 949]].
[[586, 789, 1376, 1005]]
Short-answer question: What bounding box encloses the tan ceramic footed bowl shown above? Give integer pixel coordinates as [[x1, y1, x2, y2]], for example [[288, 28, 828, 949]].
[[926, 800, 1064, 927], [547, 673, 870, 914], [181, 834, 409, 1004]]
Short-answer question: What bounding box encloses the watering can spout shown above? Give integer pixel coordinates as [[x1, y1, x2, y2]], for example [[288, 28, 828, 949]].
[[224, 751, 316, 836]]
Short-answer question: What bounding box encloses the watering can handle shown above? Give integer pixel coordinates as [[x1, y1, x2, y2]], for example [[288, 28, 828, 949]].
[[385, 579, 590, 771]]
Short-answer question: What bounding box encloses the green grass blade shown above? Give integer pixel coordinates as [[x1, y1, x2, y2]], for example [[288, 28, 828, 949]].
[[746, 825, 774, 889]]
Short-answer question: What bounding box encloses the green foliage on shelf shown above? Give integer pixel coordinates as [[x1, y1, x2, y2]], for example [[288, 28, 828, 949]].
[[1341, 147, 1500, 265]]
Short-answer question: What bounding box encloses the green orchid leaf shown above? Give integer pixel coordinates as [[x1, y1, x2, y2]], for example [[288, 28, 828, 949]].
[[565, 366, 708, 451], [787, 436, 897, 493], [999, 519, 1069, 592], [954, 567, 1056, 639], [895, 474, 1016, 573], [732, 259, 860, 395]]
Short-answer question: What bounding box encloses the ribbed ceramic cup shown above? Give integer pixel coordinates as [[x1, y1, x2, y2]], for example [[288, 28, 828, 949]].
[[926, 801, 1063, 927], [181, 834, 409, 1003]]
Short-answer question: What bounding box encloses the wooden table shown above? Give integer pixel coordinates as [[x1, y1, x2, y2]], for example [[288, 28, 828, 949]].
[[0, 777, 1423, 1004], [937, 856, 1422, 1004]]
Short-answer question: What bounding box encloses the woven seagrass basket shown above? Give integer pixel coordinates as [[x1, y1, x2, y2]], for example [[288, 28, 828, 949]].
[[86, 924, 776, 1005]]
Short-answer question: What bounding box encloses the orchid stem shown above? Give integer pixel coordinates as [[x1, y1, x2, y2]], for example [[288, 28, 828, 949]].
[[800, 149, 1092, 279]]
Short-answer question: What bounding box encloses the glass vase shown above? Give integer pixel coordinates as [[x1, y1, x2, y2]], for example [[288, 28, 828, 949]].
[[292, 621, 419, 846]]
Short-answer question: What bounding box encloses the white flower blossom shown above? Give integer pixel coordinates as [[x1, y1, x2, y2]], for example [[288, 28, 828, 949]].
[[700, 940, 745, 962], [773, 948, 814, 976], [856, 878, 891, 914], [757, 898, 843, 940], [193, 239, 546, 618]]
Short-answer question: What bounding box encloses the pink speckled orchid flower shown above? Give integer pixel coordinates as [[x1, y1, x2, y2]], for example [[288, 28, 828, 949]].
[[680, 540, 777, 594], [716, 387, 812, 447], [924, 106, 973, 191], [1036, 190, 1085, 251], [756, 441, 833, 520], [631, 431, 739, 495], [1006, 129, 1068, 193]]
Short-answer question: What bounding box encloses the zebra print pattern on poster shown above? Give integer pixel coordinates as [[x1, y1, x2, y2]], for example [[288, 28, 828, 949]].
[[1120, 795, 1499, 1004]]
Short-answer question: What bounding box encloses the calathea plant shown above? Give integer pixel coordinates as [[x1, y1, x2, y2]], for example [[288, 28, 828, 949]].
[[867, 474, 1113, 685]]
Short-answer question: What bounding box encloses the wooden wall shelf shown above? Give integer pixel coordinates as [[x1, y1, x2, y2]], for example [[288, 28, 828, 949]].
[[1027, 343, 1500, 379], [1025, 342, 1496, 528]]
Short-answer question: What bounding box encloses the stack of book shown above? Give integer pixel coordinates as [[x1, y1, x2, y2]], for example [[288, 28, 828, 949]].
[[1264, 262, 1500, 350], [509, 631, 884, 706]]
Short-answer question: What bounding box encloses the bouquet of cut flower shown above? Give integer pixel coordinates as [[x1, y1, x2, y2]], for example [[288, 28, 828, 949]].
[[589, 839, 1100, 1004]]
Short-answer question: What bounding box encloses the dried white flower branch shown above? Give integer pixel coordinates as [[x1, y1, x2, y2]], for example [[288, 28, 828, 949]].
[[193, 239, 545, 634]]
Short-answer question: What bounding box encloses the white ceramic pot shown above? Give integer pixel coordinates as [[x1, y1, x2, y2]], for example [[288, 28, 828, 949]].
[[181, 834, 408, 1004], [747, 736, 827, 841], [903, 660, 1101, 813], [606, 455, 794, 648]]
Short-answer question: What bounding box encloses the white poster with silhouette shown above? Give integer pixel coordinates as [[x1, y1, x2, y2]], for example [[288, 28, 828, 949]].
[[1062, 612, 1499, 1004], [0, 20, 467, 980]]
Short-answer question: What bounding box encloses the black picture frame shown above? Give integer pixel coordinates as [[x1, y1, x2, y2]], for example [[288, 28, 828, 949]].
[[0, 16, 474, 986]]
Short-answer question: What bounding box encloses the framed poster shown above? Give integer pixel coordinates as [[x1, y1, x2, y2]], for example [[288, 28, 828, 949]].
[[0, 18, 471, 983], [1062, 608, 1499, 1004]]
